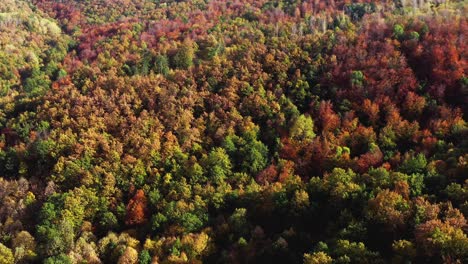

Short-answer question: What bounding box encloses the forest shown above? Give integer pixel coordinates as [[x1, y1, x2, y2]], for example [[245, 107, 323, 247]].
[[0, 0, 467, 263]]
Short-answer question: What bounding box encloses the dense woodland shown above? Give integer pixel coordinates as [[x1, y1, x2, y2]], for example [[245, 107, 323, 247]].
[[0, 0, 467, 263]]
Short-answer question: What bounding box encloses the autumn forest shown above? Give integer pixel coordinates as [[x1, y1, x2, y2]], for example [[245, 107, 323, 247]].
[[0, 0, 467, 263]]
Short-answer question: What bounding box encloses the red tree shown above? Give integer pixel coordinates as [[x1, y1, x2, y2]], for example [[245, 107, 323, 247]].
[[125, 189, 148, 226]]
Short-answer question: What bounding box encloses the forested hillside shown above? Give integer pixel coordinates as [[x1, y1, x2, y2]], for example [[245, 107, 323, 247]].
[[0, 0, 467, 263]]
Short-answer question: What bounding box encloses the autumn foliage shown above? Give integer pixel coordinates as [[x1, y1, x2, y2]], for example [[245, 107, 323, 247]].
[[125, 189, 148, 226], [0, 0, 467, 263]]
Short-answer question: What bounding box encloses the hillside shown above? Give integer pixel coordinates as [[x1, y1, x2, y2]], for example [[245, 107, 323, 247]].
[[0, 0, 467, 263]]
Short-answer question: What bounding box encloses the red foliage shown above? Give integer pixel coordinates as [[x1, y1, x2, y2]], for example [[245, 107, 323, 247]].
[[278, 160, 295, 182], [279, 137, 299, 160], [301, 137, 334, 177], [256, 164, 278, 185], [401, 14, 467, 108], [325, 19, 418, 110], [125, 189, 148, 226], [362, 99, 380, 125], [402, 91, 426, 119], [317, 100, 340, 134], [355, 147, 384, 173]]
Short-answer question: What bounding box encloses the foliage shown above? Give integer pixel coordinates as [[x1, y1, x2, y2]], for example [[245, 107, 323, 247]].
[[0, 0, 467, 263]]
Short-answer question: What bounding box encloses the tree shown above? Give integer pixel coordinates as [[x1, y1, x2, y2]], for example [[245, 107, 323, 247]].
[[239, 133, 269, 175], [392, 240, 416, 263], [99, 211, 118, 230], [154, 54, 170, 76], [0, 243, 14, 264], [43, 254, 72, 264], [117, 247, 138, 264], [318, 101, 340, 134], [138, 250, 151, 264], [150, 212, 167, 232], [180, 212, 204, 233], [173, 40, 195, 69], [304, 251, 332, 264], [344, 3, 376, 21], [37, 208, 75, 257], [290, 114, 316, 143], [12, 231, 36, 263], [415, 218, 468, 260], [332, 240, 381, 263], [204, 148, 232, 184], [229, 208, 248, 235], [350, 70, 364, 87], [399, 153, 427, 174], [322, 168, 362, 200], [125, 190, 148, 226], [393, 24, 404, 39], [22, 66, 50, 96], [367, 190, 411, 229]]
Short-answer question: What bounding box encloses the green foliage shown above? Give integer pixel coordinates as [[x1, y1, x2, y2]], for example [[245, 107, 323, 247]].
[[237, 237, 248, 247], [223, 128, 269, 175], [345, 3, 376, 21], [99, 211, 119, 230], [393, 24, 404, 39], [322, 168, 362, 200], [150, 213, 167, 231], [409, 31, 420, 40], [333, 240, 381, 263], [351, 70, 364, 87], [392, 240, 416, 262], [399, 153, 427, 174], [290, 114, 316, 143], [22, 66, 51, 96], [43, 253, 72, 264], [445, 183, 468, 204], [429, 226, 468, 258], [229, 208, 248, 235], [154, 54, 170, 76], [304, 251, 332, 264], [204, 147, 232, 184], [0, 243, 14, 264], [173, 41, 195, 69], [408, 173, 424, 196], [138, 249, 151, 264], [180, 212, 205, 233]]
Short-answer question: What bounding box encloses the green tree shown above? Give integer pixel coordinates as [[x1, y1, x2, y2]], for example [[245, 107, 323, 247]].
[[290, 114, 316, 143], [138, 249, 151, 264], [304, 251, 332, 264], [23, 66, 50, 96], [150, 212, 167, 231], [180, 212, 205, 233], [392, 240, 416, 263], [393, 24, 404, 39], [173, 41, 195, 69], [0, 243, 14, 264], [239, 132, 269, 175], [204, 148, 232, 184], [43, 254, 72, 264], [322, 168, 362, 200], [351, 70, 364, 87], [229, 208, 248, 235], [99, 211, 118, 230], [154, 54, 170, 76], [399, 153, 427, 174], [224, 128, 269, 175]]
